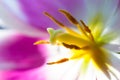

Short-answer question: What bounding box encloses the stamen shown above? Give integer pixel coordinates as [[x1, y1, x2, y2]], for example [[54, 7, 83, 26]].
[[80, 20, 94, 41], [80, 20, 91, 33], [44, 10, 94, 41], [59, 10, 79, 24], [44, 12, 81, 36], [47, 58, 69, 65], [44, 12, 65, 28], [59, 9, 88, 37], [62, 43, 81, 50], [34, 40, 50, 45]]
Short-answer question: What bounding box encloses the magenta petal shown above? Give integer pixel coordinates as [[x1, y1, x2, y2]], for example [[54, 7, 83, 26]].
[[1, 67, 46, 80], [0, 33, 47, 71]]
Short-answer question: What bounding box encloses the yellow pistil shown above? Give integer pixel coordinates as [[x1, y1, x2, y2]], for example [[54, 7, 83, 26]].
[[34, 9, 117, 79]]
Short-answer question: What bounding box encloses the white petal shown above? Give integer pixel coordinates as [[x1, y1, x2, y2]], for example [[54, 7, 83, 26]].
[[45, 60, 83, 80], [2, 0, 27, 21], [108, 53, 120, 73], [104, 44, 120, 52], [80, 61, 96, 80], [85, 0, 118, 22]]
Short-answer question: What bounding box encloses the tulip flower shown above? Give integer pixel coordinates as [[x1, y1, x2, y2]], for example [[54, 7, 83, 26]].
[[1, 0, 120, 80]]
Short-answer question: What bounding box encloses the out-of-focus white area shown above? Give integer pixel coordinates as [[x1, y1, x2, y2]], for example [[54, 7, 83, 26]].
[[0, 2, 48, 38], [2, 0, 27, 21], [0, 19, 5, 29], [46, 45, 71, 61], [0, 29, 16, 42], [0, 19, 4, 25]]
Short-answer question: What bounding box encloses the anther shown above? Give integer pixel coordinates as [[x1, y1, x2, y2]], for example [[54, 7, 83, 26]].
[[44, 12, 65, 28], [47, 58, 69, 65], [80, 20, 91, 33], [34, 40, 50, 45], [59, 9, 89, 37], [62, 43, 81, 50], [80, 20, 94, 41], [59, 9, 79, 24], [44, 12, 81, 36]]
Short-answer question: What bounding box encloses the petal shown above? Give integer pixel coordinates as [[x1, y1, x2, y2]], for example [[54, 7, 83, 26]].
[[85, 0, 118, 21], [0, 30, 47, 70], [0, 3, 48, 37], [107, 9, 120, 34], [101, 0, 120, 34], [1, 0, 64, 31], [108, 53, 120, 73], [104, 44, 120, 52], [1, 0, 120, 33], [1, 67, 46, 80], [1, 0, 85, 32], [107, 53, 120, 79], [18, 0, 65, 31], [45, 60, 83, 80], [60, 0, 86, 20], [84, 0, 120, 40]]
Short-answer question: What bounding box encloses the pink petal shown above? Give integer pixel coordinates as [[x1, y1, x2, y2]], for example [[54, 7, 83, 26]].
[[0, 30, 47, 70], [1, 67, 46, 80]]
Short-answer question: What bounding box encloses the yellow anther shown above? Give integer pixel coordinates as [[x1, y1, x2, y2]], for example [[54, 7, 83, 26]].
[[80, 20, 91, 33], [80, 20, 94, 41], [59, 9, 79, 25], [59, 9, 88, 37], [34, 40, 50, 45], [44, 12, 66, 28], [47, 58, 69, 65]]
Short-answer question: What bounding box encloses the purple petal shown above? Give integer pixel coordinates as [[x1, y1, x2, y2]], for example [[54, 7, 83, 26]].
[[116, 0, 120, 12], [19, 0, 86, 28], [60, 0, 86, 20], [1, 0, 64, 31], [0, 31, 47, 70], [1, 0, 85, 32], [19, 0, 66, 31]]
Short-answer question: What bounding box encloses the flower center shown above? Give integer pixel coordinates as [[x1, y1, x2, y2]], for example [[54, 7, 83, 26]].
[[34, 9, 108, 64], [34, 9, 119, 79]]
